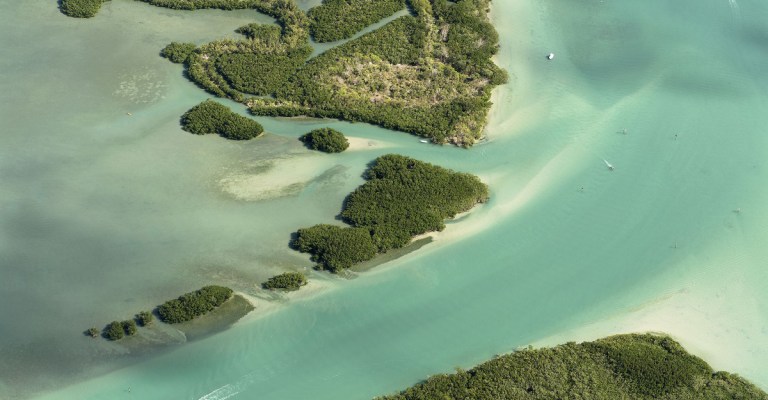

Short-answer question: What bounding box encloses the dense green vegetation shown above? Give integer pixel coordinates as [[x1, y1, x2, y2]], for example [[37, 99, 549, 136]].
[[215, 46, 312, 96], [293, 155, 487, 271], [156, 285, 233, 324], [136, 311, 154, 327], [344, 154, 488, 251], [254, 0, 507, 146], [292, 225, 378, 272], [115, 0, 503, 146], [103, 321, 124, 341], [61, 0, 505, 145], [262, 272, 308, 291], [161, 42, 197, 63], [181, 100, 264, 140], [140, 0, 311, 101], [299, 128, 349, 153], [59, 0, 109, 18], [377, 334, 768, 400], [122, 320, 138, 336], [87, 287, 232, 340], [308, 0, 406, 43]]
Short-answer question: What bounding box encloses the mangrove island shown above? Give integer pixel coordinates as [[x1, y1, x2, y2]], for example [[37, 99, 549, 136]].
[[292, 154, 488, 272], [299, 128, 349, 153], [377, 334, 768, 400]]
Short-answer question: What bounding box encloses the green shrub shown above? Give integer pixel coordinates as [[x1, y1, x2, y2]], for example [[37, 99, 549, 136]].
[[293, 155, 487, 270], [161, 42, 197, 63], [377, 334, 768, 400], [85, 327, 99, 338], [60, 0, 109, 18], [308, 0, 406, 42], [181, 100, 263, 140], [299, 128, 349, 153], [591, 334, 712, 397], [262, 272, 307, 291], [156, 285, 233, 324], [103, 321, 124, 341], [292, 225, 377, 272], [136, 311, 154, 327], [215, 45, 312, 96], [122, 320, 138, 336], [236, 23, 282, 40]]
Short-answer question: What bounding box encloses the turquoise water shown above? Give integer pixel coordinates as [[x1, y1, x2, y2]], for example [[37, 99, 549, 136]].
[[1, 0, 767, 399]]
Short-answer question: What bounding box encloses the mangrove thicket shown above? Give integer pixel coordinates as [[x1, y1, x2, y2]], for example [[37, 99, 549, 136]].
[[292, 154, 487, 271], [181, 100, 264, 140], [299, 128, 349, 153], [377, 334, 768, 400]]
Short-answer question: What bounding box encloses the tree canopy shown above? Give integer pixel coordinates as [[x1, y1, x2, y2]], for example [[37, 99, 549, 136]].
[[161, 42, 197, 64], [299, 128, 349, 153], [378, 334, 768, 400], [181, 100, 264, 140], [308, 0, 406, 43], [60, 0, 110, 18], [262, 272, 308, 291], [156, 285, 234, 324], [293, 155, 487, 271]]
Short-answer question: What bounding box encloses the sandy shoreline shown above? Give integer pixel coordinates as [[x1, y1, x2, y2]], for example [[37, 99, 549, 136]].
[[526, 261, 768, 388], [233, 278, 338, 326], [345, 136, 392, 151]]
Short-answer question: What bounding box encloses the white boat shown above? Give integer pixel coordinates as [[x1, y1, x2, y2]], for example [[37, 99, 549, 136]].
[[547, 53, 555, 60], [603, 159, 615, 170], [419, 139, 429, 143]]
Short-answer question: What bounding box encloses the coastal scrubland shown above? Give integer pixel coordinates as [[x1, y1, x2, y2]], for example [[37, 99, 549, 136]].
[[299, 128, 349, 153], [377, 334, 768, 400], [308, 0, 406, 43], [61, 0, 507, 146], [181, 100, 264, 140], [292, 154, 488, 271], [251, 0, 508, 146]]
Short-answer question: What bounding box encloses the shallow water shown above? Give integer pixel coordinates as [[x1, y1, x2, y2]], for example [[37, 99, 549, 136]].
[[1, 0, 767, 399]]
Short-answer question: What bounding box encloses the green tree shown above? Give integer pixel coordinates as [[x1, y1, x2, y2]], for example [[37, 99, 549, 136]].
[[161, 42, 196, 64], [60, 0, 110, 18], [156, 285, 233, 324], [299, 128, 349, 153], [181, 100, 264, 140], [377, 334, 768, 400], [292, 155, 488, 271], [136, 311, 154, 327], [292, 225, 377, 272], [103, 321, 124, 341], [122, 320, 137, 336], [308, 0, 406, 43]]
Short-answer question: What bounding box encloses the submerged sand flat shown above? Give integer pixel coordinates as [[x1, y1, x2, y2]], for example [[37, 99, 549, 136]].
[[1, 0, 767, 399]]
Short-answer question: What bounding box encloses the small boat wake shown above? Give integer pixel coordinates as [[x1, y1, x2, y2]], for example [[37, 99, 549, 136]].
[[727, 0, 741, 18], [197, 383, 242, 400]]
